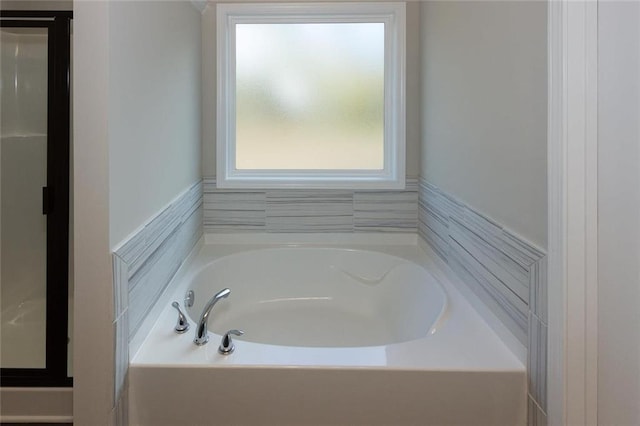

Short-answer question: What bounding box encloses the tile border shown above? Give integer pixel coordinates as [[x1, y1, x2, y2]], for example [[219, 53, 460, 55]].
[[418, 178, 547, 423], [203, 177, 419, 233], [528, 395, 548, 426], [110, 181, 203, 424]]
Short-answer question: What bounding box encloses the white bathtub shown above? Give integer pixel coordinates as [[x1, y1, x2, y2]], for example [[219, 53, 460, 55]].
[[185, 247, 447, 348], [130, 234, 526, 425]]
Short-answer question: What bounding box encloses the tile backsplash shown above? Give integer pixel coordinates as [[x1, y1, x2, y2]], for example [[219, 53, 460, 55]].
[[111, 181, 203, 424], [203, 177, 418, 233], [418, 178, 548, 424]]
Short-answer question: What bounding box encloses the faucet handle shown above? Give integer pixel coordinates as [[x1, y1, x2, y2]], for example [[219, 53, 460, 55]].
[[171, 301, 190, 334], [218, 329, 244, 355]]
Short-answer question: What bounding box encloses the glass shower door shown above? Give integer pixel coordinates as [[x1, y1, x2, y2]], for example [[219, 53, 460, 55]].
[[1, 25, 49, 369], [1, 11, 71, 386]]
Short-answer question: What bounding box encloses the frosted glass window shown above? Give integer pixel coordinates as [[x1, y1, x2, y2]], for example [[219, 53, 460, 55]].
[[235, 23, 384, 170], [217, 2, 406, 189]]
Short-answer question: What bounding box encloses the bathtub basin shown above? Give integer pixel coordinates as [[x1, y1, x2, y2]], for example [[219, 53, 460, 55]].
[[184, 247, 447, 348], [130, 233, 526, 425]]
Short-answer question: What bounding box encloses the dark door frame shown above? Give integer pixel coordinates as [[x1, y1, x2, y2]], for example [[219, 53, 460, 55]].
[[1, 10, 72, 387]]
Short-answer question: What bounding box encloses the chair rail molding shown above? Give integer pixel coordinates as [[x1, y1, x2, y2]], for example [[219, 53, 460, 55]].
[[547, 0, 598, 425]]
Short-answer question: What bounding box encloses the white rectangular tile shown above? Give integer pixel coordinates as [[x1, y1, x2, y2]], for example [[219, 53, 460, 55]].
[[529, 256, 548, 324], [116, 181, 202, 277], [528, 313, 547, 411], [113, 309, 129, 406], [528, 395, 547, 426], [449, 219, 529, 303], [503, 228, 545, 266], [354, 190, 418, 232], [112, 254, 129, 319], [266, 190, 354, 232], [419, 203, 449, 241], [114, 376, 129, 426], [418, 225, 449, 262], [203, 190, 266, 231], [448, 239, 528, 343], [422, 181, 465, 224]]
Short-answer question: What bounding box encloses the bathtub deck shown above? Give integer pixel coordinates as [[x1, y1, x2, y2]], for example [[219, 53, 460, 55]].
[[129, 234, 526, 425]]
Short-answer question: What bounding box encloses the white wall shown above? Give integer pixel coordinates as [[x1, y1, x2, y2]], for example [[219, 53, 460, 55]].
[[109, 1, 201, 248], [74, 2, 112, 423], [420, 1, 547, 248], [597, 2, 640, 424], [75, 1, 202, 423], [201, 0, 422, 178]]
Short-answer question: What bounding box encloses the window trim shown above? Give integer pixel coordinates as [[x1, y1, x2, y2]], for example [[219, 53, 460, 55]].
[[216, 2, 406, 189]]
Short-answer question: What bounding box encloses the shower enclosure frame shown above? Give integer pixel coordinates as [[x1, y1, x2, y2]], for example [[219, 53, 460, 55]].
[[1, 10, 72, 387]]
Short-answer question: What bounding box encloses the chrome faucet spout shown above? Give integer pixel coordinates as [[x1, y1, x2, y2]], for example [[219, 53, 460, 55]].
[[194, 288, 230, 345]]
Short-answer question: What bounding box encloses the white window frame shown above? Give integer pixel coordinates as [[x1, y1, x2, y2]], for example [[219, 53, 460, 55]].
[[216, 2, 406, 189]]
